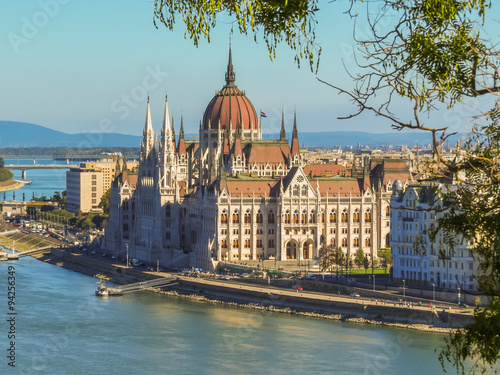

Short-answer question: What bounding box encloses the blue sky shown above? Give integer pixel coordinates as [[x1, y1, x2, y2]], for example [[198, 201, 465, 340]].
[[1, 1, 497, 138]]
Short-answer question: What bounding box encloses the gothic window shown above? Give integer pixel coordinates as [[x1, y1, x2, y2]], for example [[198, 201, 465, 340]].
[[220, 211, 228, 224], [256, 210, 263, 224], [123, 199, 129, 210], [341, 209, 348, 223], [268, 210, 275, 224], [233, 210, 239, 224], [353, 209, 360, 223], [221, 239, 227, 248], [330, 238, 336, 247], [233, 239, 239, 248], [301, 210, 307, 224], [244, 239, 251, 248], [321, 212, 325, 223], [353, 238, 359, 247], [166, 231, 171, 240], [166, 204, 171, 218], [284, 210, 291, 224], [293, 210, 299, 224], [268, 239, 275, 248], [301, 185, 308, 196], [365, 209, 372, 223], [330, 209, 336, 223], [365, 238, 371, 247], [309, 210, 316, 224], [386, 206, 390, 217], [244, 210, 251, 224], [342, 238, 348, 247]]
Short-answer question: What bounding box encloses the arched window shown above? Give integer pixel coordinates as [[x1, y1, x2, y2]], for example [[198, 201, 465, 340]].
[[233, 239, 239, 248], [301, 210, 307, 224], [365, 238, 371, 247], [220, 211, 227, 224], [386, 206, 390, 217], [309, 210, 316, 223], [256, 210, 263, 224], [244, 239, 251, 248], [321, 211, 325, 223], [268, 210, 275, 223], [221, 239, 227, 248], [232, 210, 239, 224], [293, 210, 299, 224], [284, 210, 290, 224], [353, 209, 359, 223], [341, 209, 348, 223], [365, 209, 372, 223], [330, 238, 336, 247], [244, 210, 251, 224], [342, 238, 347, 247], [165, 204, 171, 218], [329, 209, 336, 223], [353, 238, 359, 247]]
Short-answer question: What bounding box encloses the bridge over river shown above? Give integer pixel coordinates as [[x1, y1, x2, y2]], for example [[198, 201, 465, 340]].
[[5, 164, 79, 179]]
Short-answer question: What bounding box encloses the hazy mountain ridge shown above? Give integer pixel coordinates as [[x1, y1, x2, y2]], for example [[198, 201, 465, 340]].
[[0, 121, 458, 148]]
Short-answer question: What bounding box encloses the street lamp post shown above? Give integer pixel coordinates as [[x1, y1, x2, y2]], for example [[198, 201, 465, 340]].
[[373, 274, 376, 291], [126, 243, 129, 268], [403, 279, 406, 297], [433, 283, 435, 301], [458, 287, 461, 305]]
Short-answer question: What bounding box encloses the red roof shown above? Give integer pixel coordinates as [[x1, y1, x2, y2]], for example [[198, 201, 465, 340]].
[[316, 180, 362, 197], [304, 164, 350, 177], [225, 180, 278, 197], [245, 143, 290, 165]]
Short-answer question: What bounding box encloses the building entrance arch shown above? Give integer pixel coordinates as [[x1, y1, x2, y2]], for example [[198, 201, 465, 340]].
[[302, 240, 313, 259], [286, 240, 298, 260]]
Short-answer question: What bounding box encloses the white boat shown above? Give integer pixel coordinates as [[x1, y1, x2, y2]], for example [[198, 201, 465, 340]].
[[95, 282, 109, 297]]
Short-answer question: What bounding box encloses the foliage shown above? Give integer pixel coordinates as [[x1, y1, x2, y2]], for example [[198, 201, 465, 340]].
[[0, 168, 13, 182], [380, 248, 393, 273], [0, 156, 4, 168], [99, 189, 111, 216], [153, 0, 321, 72], [354, 248, 364, 269]]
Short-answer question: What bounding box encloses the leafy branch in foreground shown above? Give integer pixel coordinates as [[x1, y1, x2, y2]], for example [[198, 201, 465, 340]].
[[153, 0, 322, 71]]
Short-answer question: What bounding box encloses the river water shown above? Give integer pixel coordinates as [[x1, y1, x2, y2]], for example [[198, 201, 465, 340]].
[[2, 158, 72, 201], [0, 256, 466, 375]]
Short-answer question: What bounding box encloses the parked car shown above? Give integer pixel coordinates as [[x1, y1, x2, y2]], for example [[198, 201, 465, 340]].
[[292, 285, 303, 291], [306, 275, 318, 281], [350, 292, 360, 297]]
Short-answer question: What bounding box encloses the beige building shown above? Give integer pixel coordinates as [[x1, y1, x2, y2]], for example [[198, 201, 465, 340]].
[[66, 165, 104, 213], [84, 157, 139, 192]]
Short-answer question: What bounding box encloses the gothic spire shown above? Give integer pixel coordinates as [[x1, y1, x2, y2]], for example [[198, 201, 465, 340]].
[[225, 41, 236, 86], [291, 109, 300, 157], [280, 108, 287, 142], [178, 114, 187, 156]]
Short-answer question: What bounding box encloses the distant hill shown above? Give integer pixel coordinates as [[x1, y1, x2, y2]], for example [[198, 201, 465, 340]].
[[0, 121, 141, 148], [0, 121, 462, 148]]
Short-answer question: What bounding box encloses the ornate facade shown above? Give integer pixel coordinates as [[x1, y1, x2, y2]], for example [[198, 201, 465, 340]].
[[103, 48, 411, 271]]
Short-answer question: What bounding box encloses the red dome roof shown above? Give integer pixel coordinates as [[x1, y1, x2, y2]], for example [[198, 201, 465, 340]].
[[202, 48, 259, 131]]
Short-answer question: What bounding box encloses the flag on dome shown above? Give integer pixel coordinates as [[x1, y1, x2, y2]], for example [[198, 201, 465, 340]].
[[260, 111, 267, 118]]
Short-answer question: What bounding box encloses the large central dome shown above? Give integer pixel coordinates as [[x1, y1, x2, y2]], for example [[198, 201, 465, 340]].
[[202, 48, 259, 131]]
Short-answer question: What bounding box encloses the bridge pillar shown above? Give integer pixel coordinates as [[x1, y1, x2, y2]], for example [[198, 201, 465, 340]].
[[22, 170, 27, 179]]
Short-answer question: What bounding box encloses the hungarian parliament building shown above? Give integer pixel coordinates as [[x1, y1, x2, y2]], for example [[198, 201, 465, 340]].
[[103, 48, 411, 271]]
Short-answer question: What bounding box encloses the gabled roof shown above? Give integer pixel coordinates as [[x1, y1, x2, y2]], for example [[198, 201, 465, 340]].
[[304, 164, 350, 177], [244, 141, 290, 165], [224, 179, 279, 197]]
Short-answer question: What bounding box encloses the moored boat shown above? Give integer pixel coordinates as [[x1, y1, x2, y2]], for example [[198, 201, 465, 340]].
[[95, 281, 109, 297]]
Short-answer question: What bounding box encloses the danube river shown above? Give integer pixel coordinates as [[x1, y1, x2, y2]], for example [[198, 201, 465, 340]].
[[2, 158, 71, 201], [1, 256, 464, 375]]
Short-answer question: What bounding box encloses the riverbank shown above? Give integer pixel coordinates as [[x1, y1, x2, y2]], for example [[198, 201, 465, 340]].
[[0, 178, 25, 192], [32, 248, 471, 333]]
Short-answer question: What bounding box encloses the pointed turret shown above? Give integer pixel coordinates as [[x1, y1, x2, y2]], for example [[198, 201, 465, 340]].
[[140, 98, 155, 163], [280, 108, 287, 142], [160, 95, 175, 158], [177, 114, 187, 156], [115, 158, 121, 178], [291, 109, 300, 157], [232, 123, 243, 157], [225, 42, 236, 86]]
